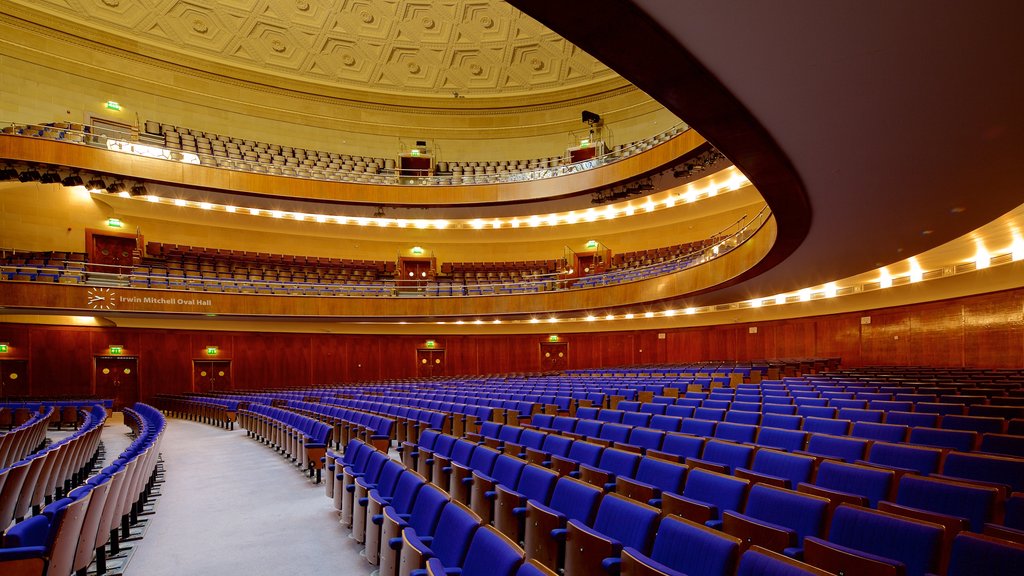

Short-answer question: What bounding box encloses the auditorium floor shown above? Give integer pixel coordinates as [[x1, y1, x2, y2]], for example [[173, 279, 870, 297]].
[[122, 418, 370, 575]]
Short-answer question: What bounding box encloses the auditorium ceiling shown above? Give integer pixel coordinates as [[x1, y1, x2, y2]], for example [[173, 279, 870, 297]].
[[4, 0, 625, 102]]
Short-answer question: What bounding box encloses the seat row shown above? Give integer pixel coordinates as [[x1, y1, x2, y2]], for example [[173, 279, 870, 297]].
[[0, 407, 52, 469], [0, 404, 165, 575], [153, 395, 239, 429], [238, 404, 332, 482], [337, 435, 1024, 576], [281, 400, 393, 453]]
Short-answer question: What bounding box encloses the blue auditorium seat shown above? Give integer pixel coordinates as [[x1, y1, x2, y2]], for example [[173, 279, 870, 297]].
[[523, 477, 603, 571], [694, 407, 726, 421], [469, 454, 525, 522], [736, 449, 816, 490], [947, 532, 1024, 576], [597, 409, 625, 423], [639, 403, 667, 415], [575, 407, 600, 420], [887, 474, 1001, 532], [597, 423, 632, 445], [514, 560, 556, 576], [662, 468, 749, 529], [620, 515, 742, 576], [762, 404, 798, 415], [550, 440, 603, 477], [562, 493, 661, 575], [403, 501, 481, 576], [451, 446, 500, 502], [909, 426, 978, 451], [615, 458, 687, 507], [861, 441, 943, 475], [884, 410, 939, 428], [801, 417, 851, 436], [979, 433, 1024, 457], [574, 419, 603, 439], [802, 434, 869, 463], [423, 525, 524, 576], [755, 427, 808, 453], [804, 460, 894, 508], [367, 470, 423, 565], [508, 429, 547, 458], [761, 413, 803, 430], [725, 410, 762, 426], [850, 421, 908, 443], [941, 415, 1005, 435], [736, 547, 834, 575], [579, 448, 640, 491], [493, 464, 559, 542], [529, 434, 572, 466], [353, 459, 404, 542], [690, 439, 755, 474], [665, 405, 696, 418], [941, 451, 1024, 492], [622, 412, 652, 428], [715, 422, 759, 443], [648, 415, 682, 432], [804, 504, 944, 576], [625, 427, 664, 452], [724, 484, 829, 558], [680, 418, 717, 436], [654, 433, 705, 462]]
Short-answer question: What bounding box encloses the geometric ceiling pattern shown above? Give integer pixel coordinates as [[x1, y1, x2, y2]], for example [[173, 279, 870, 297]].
[[14, 0, 617, 96]]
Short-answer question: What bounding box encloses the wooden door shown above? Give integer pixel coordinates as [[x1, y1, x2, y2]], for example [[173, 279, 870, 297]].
[[399, 257, 434, 289], [416, 349, 445, 377], [1, 360, 29, 399], [194, 360, 231, 393], [540, 342, 569, 372], [95, 357, 139, 410], [87, 231, 137, 272]]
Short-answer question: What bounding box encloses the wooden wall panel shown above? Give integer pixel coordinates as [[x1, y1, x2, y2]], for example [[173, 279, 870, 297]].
[[3, 287, 1024, 401]]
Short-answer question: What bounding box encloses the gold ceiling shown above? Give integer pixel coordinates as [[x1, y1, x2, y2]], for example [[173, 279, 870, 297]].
[[8, 0, 620, 98]]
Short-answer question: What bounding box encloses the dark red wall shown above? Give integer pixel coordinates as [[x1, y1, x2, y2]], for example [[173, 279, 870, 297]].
[[1, 288, 1021, 401]]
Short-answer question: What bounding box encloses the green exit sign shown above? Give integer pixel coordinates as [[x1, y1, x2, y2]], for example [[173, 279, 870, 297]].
[[206, 346, 219, 356], [0, 343, 8, 353], [109, 345, 123, 355], [107, 218, 124, 228], [105, 101, 122, 111], [585, 240, 598, 249], [548, 335, 559, 342], [425, 340, 436, 349]]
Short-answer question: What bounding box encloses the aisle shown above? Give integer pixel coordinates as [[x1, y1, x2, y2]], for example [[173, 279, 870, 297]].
[[124, 419, 368, 575]]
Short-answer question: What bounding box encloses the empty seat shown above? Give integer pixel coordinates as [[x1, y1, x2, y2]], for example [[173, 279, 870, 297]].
[[662, 468, 749, 529], [523, 477, 602, 571], [423, 525, 524, 576], [888, 474, 1002, 532], [737, 449, 816, 490], [942, 451, 1024, 492], [562, 493, 661, 576], [400, 501, 482, 575], [736, 547, 834, 576], [863, 441, 943, 475], [804, 460, 894, 508], [723, 484, 829, 558], [909, 427, 978, 452], [756, 427, 808, 452], [804, 504, 944, 576], [621, 515, 743, 576], [946, 532, 1024, 576]]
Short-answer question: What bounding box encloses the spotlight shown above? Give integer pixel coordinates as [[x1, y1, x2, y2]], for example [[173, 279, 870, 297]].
[[61, 175, 84, 187], [107, 182, 126, 194], [130, 184, 147, 196], [18, 170, 40, 182], [86, 178, 107, 191]]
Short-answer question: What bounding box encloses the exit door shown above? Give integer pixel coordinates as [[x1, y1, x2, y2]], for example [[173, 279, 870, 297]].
[[399, 257, 434, 289], [1, 360, 29, 399], [540, 342, 569, 372], [194, 361, 232, 393], [95, 356, 139, 410], [87, 231, 137, 273], [416, 349, 445, 377]]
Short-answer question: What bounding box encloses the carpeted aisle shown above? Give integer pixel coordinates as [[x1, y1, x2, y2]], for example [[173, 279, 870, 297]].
[[123, 418, 369, 575]]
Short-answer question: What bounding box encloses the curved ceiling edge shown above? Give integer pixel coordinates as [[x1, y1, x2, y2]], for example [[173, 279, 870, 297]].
[[506, 0, 810, 283]]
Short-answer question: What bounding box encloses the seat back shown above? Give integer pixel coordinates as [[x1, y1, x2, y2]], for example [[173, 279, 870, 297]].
[[647, 515, 742, 576], [736, 546, 834, 575], [743, 484, 828, 546], [683, 468, 749, 520], [761, 414, 803, 430], [408, 484, 449, 534], [908, 427, 977, 452], [566, 441, 603, 467], [516, 464, 559, 504], [459, 525, 525, 576], [715, 422, 758, 443], [750, 449, 816, 488], [942, 451, 1024, 491], [851, 422, 908, 443], [825, 504, 944, 576], [634, 458, 688, 494], [540, 434, 572, 457], [490, 455, 526, 488], [451, 439, 478, 466], [700, 439, 755, 473], [592, 493, 661, 553], [756, 427, 808, 452], [390, 471, 426, 514], [814, 460, 894, 507], [548, 476, 602, 525], [597, 448, 641, 478], [865, 442, 943, 475], [947, 532, 1024, 576], [431, 502, 482, 566], [805, 434, 869, 462], [895, 474, 1000, 532]]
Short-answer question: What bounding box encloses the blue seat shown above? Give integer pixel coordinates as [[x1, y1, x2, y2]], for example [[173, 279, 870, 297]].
[[579, 448, 641, 491], [850, 422, 908, 443], [493, 464, 559, 541], [615, 457, 687, 507], [803, 434, 869, 463], [575, 407, 600, 420], [574, 420, 603, 438], [756, 427, 808, 452], [715, 422, 758, 443], [725, 410, 762, 426], [804, 504, 944, 576], [979, 433, 1024, 457], [470, 455, 526, 521], [942, 415, 1004, 435], [723, 484, 829, 558], [530, 414, 555, 429], [891, 474, 1001, 532], [402, 501, 481, 575], [680, 418, 717, 436], [663, 468, 749, 529], [885, 411, 939, 428], [694, 407, 726, 421], [796, 406, 836, 420], [648, 415, 682, 432], [809, 460, 894, 507], [598, 423, 632, 445], [863, 441, 943, 475], [424, 525, 524, 576], [536, 434, 572, 462], [942, 451, 1024, 492], [761, 414, 803, 430], [947, 532, 1024, 576], [478, 421, 503, 442], [511, 429, 548, 455], [917, 402, 967, 417], [838, 408, 883, 423], [909, 427, 978, 452], [665, 405, 695, 419], [656, 433, 705, 461], [639, 403, 667, 416], [763, 404, 798, 415], [626, 427, 664, 452], [562, 493, 661, 576], [737, 449, 816, 490], [692, 439, 755, 474], [385, 483, 448, 558], [736, 547, 834, 575], [513, 560, 554, 576], [622, 412, 652, 428], [801, 417, 851, 436], [497, 425, 523, 445], [597, 409, 625, 423], [621, 515, 741, 576], [550, 417, 577, 433], [523, 477, 603, 570]]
